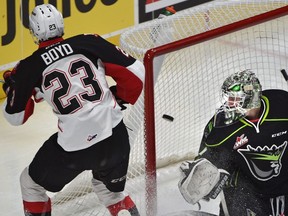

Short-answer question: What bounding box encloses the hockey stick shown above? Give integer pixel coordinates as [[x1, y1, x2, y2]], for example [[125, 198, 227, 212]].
[[220, 191, 230, 216], [280, 69, 288, 83], [163, 210, 218, 216], [0, 79, 5, 84]]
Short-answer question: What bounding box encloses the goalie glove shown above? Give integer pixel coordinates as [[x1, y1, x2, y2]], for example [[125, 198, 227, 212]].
[[110, 85, 129, 110], [178, 158, 229, 205]]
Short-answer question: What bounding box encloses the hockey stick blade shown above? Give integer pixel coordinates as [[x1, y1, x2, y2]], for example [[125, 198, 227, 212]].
[[280, 69, 288, 82], [161, 210, 217, 216]]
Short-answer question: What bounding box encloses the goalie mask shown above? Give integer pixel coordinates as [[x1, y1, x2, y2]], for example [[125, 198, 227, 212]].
[[29, 4, 64, 44], [214, 69, 262, 127]]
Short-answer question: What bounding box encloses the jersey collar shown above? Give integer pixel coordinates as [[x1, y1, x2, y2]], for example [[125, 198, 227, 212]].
[[39, 37, 64, 48], [240, 96, 269, 132]]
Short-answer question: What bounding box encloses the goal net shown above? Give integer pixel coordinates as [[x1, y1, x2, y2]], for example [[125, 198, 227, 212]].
[[51, 1, 288, 215]]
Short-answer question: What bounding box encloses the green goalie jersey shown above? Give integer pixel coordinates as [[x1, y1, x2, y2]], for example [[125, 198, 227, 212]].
[[198, 89, 288, 197]]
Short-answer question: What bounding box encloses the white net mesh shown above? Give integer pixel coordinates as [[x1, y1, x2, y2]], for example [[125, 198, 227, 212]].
[[51, 1, 288, 215]]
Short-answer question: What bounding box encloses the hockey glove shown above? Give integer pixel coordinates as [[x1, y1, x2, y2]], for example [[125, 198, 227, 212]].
[[178, 158, 229, 205], [2, 70, 15, 95], [110, 85, 128, 110]]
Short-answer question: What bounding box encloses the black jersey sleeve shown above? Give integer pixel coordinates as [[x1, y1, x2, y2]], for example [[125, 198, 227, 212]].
[[2, 61, 37, 125], [75, 34, 136, 67], [197, 118, 214, 158], [196, 116, 236, 173]]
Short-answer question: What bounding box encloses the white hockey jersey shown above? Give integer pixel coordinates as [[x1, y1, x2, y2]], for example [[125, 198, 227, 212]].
[[2, 34, 145, 151]]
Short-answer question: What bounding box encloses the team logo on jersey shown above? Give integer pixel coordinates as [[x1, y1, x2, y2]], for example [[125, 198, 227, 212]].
[[111, 175, 126, 183], [87, 133, 97, 142], [233, 134, 248, 150], [237, 141, 287, 181]]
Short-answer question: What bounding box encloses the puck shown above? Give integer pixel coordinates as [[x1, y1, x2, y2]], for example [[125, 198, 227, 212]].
[[162, 114, 174, 121]]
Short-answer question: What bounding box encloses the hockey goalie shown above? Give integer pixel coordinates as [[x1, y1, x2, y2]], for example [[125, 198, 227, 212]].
[[179, 70, 288, 216]]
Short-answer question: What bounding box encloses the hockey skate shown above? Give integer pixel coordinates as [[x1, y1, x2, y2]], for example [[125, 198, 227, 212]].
[[107, 196, 140, 216]]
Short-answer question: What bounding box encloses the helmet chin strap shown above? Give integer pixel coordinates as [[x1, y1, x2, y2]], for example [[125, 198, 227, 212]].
[[29, 29, 40, 45]]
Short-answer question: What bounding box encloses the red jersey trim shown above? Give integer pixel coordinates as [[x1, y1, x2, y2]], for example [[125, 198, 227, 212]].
[[39, 37, 64, 48]]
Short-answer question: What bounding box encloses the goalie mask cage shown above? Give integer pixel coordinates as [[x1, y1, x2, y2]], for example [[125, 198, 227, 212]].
[[51, 1, 288, 215]]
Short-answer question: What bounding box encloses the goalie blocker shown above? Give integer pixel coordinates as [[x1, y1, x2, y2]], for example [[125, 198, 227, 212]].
[[178, 158, 229, 205]]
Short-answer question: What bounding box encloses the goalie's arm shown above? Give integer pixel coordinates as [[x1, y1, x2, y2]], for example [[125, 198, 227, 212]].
[[178, 158, 229, 205], [196, 118, 214, 160]]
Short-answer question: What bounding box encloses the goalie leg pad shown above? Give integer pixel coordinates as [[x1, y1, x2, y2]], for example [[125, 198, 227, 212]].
[[178, 158, 228, 204]]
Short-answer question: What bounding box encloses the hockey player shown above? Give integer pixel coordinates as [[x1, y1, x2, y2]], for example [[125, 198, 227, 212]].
[[178, 69, 288, 216], [2, 4, 144, 216]]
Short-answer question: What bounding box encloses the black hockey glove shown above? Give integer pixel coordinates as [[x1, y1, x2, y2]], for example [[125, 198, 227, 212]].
[[2, 70, 15, 95], [109, 85, 128, 111]]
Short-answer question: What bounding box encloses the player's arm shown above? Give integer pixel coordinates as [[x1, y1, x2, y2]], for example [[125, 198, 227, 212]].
[[2, 65, 35, 126], [84, 34, 145, 105], [105, 60, 144, 105], [102, 43, 144, 105], [196, 118, 215, 160]]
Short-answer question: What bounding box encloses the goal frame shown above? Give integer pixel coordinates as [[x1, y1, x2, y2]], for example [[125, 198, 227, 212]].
[[143, 5, 288, 216]]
